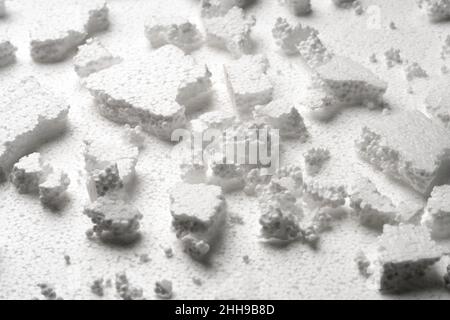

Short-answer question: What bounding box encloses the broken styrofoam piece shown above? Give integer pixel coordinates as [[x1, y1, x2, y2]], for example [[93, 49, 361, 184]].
[[359, 224, 444, 292], [30, 0, 109, 63], [404, 62, 428, 81], [417, 0, 450, 22], [315, 55, 388, 106], [84, 193, 143, 243], [83, 138, 139, 199], [0, 40, 17, 67], [300, 88, 342, 122], [253, 99, 308, 140], [0, 77, 69, 183], [73, 38, 121, 78], [10, 153, 51, 194], [421, 185, 450, 239], [84, 45, 212, 140], [224, 54, 273, 113], [203, 6, 256, 58], [355, 110, 450, 196], [87, 163, 124, 202], [170, 182, 227, 260], [272, 18, 317, 55], [303, 178, 347, 209], [38, 169, 71, 209], [144, 16, 203, 53], [425, 76, 450, 127], [200, 0, 255, 18], [296, 27, 333, 68]]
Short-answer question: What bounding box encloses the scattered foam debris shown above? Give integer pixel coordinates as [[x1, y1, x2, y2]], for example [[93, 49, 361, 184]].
[[145, 16, 203, 53], [203, 6, 256, 58], [115, 272, 144, 300], [417, 0, 450, 22], [272, 18, 317, 55], [170, 182, 227, 260], [91, 278, 105, 297], [355, 109, 450, 196], [0, 77, 69, 182], [37, 283, 63, 300], [358, 224, 444, 292], [84, 45, 211, 140], [154, 280, 173, 299], [73, 38, 121, 78], [224, 54, 273, 113], [30, 0, 109, 63], [421, 185, 450, 239], [404, 62, 428, 81], [0, 40, 17, 67]]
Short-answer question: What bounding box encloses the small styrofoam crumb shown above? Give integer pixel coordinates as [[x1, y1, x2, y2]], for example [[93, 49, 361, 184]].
[[38, 169, 70, 209], [253, 99, 308, 140], [360, 224, 443, 292], [154, 280, 173, 299], [389, 21, 397, 29], [145, 16, 203, 53], [170, 182, 227, 259], [115, 272, 144, 300], [203, 6, 256, 58], [224, 54, 273, 113], [0, 77, 69, 182], [355, 110, 450, 196], [303, 178, 347, 208], [84, 45, 211, 140], [421, 185, 450, 239], [425, 76, 450, 127], [90, 278, 105, 297], [384, 48, 403, 68], [304, 148, 330, 176], [10, 153, 50, 194], [417, 0, 450, 22], [30, 0, 109, 63], [272, 18, 317, 55], [84, 194, 143, 243], [83, 139, 139, 197], [284, 0, 312, 16], [0, 40, 17, 67], [315, 55, 388, 106], [73, 38, 121, 78], [404, 62, 428, 81], [37, 283, 63, 300]]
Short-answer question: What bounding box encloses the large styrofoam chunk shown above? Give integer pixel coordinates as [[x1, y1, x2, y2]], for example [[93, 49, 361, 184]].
[[355, 110, 450, 196], [224, 54, 273, 113], [0, 77, 69, 182], [421, 185, 450, 239], [84, 45, 212, 140], [170, 182, 227, 259], [30, 0, 109, 63], [203, 7, 255, 58], [145, 16, 203, 53]]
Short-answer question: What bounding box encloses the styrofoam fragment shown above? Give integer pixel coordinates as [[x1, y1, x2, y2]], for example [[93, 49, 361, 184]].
[[361, 224, 443, 292], [285, 0, 312, 16], [0, 40, 17, 67], [315, 55, 387, 106], [170, 182, 227, 259], [0, 77, 69, 182], [39, 169, 70, 209], [73, 39, 121, 78], [425, 76, 450, 127], [87, 163, 124, 202], [203, 7, 256, 58], [30, 0, 109, 63], [296, 27, 333, 68], [384, 48, 403, 68], [84, 45, 211, 140], [404, 62, 428, 81], [303, 178, 347, 208], [83, 138, 139, 195], [355, 110, 450, 196], [417, 0, 450, 22], [224, 54, 273, 113], [253, 99, 308, 140], [144, 16, 203, 53], [10, 153, 50, 194], [201, 0, 254, 18], [272, 18, 316, 55], [84, 193, 143, 243], [421, 185, 450, 239], [304, 147, 330, 176], [300, 88, 341, 121]]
